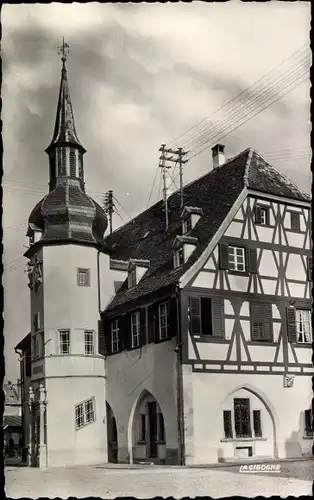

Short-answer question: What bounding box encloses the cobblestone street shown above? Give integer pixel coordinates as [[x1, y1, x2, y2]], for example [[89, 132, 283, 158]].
[[5, 460, 313, 498]]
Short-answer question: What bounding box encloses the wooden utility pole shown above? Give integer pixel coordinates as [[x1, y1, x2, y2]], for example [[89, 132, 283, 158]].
[[158, 146, 189, 218], [103, 190, 114, 235]]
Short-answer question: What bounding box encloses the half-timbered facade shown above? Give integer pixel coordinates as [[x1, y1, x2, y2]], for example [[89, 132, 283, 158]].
[[101, 146, 312, 465]]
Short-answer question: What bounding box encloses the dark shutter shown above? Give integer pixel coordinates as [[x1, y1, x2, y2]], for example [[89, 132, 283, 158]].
[[201, 297, 212, 335], [25, 355, 31, 377], [98, 318, 107, 356], [123, 314, 132, 350], [305, 409, 313, 436], [255, 205, 262, 224], [253, 410, 262, 437], [250, 303, 273, 341], [211, 298, 225, 338], [307, 256, 312, 282], [219, 244, 229, 270], [223, 410, 233, 438], [140, 308, 147, 346], [248, 248, 258, 273], [168, 298, 178, 338], [147, 305, 155, 343], [287, 307, 297, 343], [291, 212, 300, 232], [189, 297, 201, 334]]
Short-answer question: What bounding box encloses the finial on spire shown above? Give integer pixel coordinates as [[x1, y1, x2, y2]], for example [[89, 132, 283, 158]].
[[57, 37, 70, 63]]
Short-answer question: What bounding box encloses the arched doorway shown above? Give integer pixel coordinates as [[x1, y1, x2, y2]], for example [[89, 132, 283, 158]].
[[106, 402, 118, 463], [129, 390, 166, 464]]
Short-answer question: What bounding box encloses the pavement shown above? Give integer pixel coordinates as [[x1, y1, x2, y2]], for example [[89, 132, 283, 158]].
[[4, 459, 314, 498]]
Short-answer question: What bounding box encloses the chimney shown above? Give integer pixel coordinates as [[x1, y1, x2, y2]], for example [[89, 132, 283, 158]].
[[212, 144, 225, 169]]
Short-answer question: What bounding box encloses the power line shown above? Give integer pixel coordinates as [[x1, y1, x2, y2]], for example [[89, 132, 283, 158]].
[[113, 196, 131, 221], [146, 162, 160, 209], [186, 56, 309, 158], [167, 44, 309, 151]]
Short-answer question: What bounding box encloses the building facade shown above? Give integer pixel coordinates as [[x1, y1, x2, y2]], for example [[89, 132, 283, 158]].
[[16, 54, 313, 468]]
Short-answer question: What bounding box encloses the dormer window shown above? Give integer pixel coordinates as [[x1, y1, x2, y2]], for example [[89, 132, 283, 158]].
[[182, 216, 192, 234], [174, 248, 184, 268], [181, 206, 203, 235], [128, 268, 137, 288], [173, 235, 198, 269]]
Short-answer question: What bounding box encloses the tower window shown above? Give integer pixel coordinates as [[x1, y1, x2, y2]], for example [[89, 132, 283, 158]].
[[77, 268, 90, 286], [84, 331, 94, 355], [70, 150, 76, 177], [59, 330, 70, 355], [57, 149, 62, 176], [78, 154, 84, 180], [49, 153, 56, 183]]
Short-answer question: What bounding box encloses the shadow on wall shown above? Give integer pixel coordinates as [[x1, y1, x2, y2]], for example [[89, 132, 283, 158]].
[[284, 412, 307, 458]]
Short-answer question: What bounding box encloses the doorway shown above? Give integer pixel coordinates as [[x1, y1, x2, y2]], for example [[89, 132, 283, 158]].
[[147, 402, 158, 459], [106, 402, 118, 463]]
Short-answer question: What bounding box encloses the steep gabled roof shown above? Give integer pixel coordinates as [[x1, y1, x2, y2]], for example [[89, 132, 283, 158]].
[[104, 148, 310, 313]]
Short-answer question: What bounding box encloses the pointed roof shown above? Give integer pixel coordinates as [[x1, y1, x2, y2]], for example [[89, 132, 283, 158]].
[[46, 59, 85, 153], [103, 148, 310, 314]]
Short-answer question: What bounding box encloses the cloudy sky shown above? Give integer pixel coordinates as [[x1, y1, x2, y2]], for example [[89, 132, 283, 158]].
[[2, 2, 311, 383]]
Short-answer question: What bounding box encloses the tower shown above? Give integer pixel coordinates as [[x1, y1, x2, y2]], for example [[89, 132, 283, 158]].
[[24, 40, 109, 467]]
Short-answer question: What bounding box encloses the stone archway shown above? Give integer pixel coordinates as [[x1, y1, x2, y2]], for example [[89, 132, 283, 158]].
[[128, 390, 166, 465], [106, 402, 118, 463]]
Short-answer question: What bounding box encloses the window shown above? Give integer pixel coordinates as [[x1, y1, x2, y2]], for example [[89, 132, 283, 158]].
[[40, 332, 45, 358], [57, 149, 62, 176], [61, 148, 67, 175], [290, 212, 301, 232], [49, 154, 56, 183], [159, 302, 169, 340], [228, 245, 246, 272], [188, 296, 224, 337], [157, 412, 165, 442], [84, 331, 94, 355], [182, 216, 192, 234], [139, 414, 146, 441], [250, 303, 273, 342], [34, 312, 40, 331], [69, 150, 76, 177], [77, 268, 90, 286], [59, 330, 70, 354], [296, 309, 312, 343], [307, 256, 312, 282], [253, 410, 262, 438], [304, 409, 313, 437], [75, 397, 95, 430], [128, 269, 137, 288], [223, 411, 233, 438], [234, 398, 251, 438], [131, 312, 141, 348], [32, 335, 39, 359], [174, 248, 184, 268], [255, 205, 270, 226], [111, 320, 120, 353], [78, 154, 84, 180]]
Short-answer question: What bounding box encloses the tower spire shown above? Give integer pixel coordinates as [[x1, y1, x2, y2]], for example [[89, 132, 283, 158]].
[[45, 38, 85, 155]]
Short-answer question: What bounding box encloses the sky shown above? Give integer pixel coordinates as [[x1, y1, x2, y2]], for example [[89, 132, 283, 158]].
[[2, 2, 311, 383]]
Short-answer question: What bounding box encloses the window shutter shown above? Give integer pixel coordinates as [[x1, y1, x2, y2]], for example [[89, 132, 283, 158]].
[[140, 308, 147, 346], [307, 256, 312, 282], [255, 205, 262, 224], [147, 305, 154, 343], [26, 354, 31, 377], [219, 244, 229, 270], [123, 314, 131, 350], [98, 318, 107, 356], [263, 303, 273, 341], [291, 212, 300, 232], [248, 248, 258, 274], [211, 298, 225, 338], [200, 297, 212, 335], [168, 298, 178, 338], [251, 303, 273, 341], [286, 307, 297, 343], [253, 410, 262, 437], [223, 410, 233, 438], [189, 297, 201, 334]]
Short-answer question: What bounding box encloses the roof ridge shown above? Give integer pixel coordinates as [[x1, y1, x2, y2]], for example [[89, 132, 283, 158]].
[[243, 148, 254, 187], [253, 149, 311, 199]]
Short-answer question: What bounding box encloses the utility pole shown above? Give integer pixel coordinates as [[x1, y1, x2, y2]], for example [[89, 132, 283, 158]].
[[103, 189, 114, 235], [159, 144, 172, 231], [158, 145, 189, 226]]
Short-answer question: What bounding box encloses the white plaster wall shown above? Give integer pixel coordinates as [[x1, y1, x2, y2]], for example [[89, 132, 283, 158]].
[[46, 376, 107, 467], [105, 339, 178, 463], [182, 370, 312, 465]]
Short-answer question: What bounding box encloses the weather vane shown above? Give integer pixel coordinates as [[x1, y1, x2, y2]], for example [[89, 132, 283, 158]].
[[57, 37, 70, 62]]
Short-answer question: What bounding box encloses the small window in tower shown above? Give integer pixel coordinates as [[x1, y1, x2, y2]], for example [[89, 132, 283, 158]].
[[61, 148, 67, 176], [57, 149, 62, 176], [70, 150, 76, 177], [78, 154, 84, 180], [77, 268, 90, 286], [49, 153, 56, 183]]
